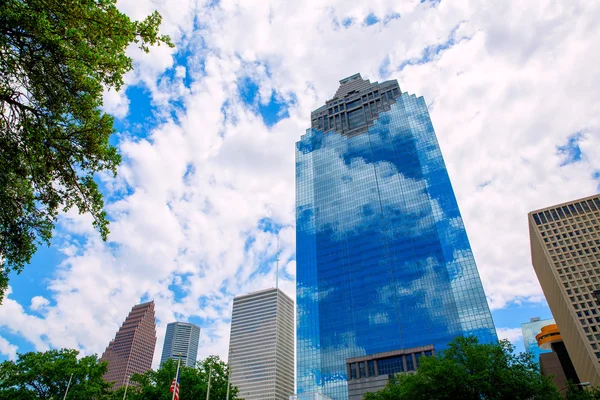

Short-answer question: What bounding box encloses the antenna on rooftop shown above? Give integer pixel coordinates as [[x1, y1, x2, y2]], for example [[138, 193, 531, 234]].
[[276, 236, 280, 290]]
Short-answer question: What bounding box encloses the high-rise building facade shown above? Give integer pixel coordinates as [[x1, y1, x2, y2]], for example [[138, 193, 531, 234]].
[[228, 288, 294, 400], [521, 317, 555, 367], [529, 194, 600, 386], [100, 301, 157, 388], [296, 74, 497, 399], [160, 322, 201, 367]]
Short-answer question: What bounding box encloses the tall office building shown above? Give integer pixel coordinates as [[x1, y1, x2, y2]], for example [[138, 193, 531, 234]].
[[160, 322, 201, 367], [296, 74, 497, 399], [521, 317, 555, 367], [228, 288, 294, 400], [100, 301, 157, 388], [529, 194, 600, 386]]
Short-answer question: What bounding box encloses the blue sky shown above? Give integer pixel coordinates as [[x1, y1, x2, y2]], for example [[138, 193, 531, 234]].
[[1, 0, 600, 365]]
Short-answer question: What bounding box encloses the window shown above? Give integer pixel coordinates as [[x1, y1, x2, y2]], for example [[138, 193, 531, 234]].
[[368, 360, 376, 376], [406, 355, 414, 371], [348, 108, 366, 130], [346, 99, 361, 110], [378, 356, 404, 375]]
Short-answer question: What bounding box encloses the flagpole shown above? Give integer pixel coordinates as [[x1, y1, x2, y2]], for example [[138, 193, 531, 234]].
[[62, 373, 73, 400], [226, 349, 232, 400], [122, 375, 130, 400], [205, 361, 212, 400], [172, 358, 181, 400]]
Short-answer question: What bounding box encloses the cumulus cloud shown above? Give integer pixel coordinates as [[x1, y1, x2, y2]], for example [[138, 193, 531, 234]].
[[496, 327, 523, 346], [0, 336, 18, 360], [0, 0, 599, 370]]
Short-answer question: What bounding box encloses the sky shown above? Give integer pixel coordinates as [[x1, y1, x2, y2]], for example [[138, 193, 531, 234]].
[[1, 0, 600, 366]]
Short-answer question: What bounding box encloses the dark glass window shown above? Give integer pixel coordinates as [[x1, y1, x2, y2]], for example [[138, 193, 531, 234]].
[[582, 201, 591, 212], [350, 363, 357, 379], [569, 204, 578, 215], [544, 211, 553, 222], [406, 355, 414, 371], [368, 360, 375, 376], [359, 362, 366, 378], [346, 99, 362, 109], [539, 212, 548, 223], [563, 206, 572, 217], [348, 108, 366, 130], [533, 214, 541, 225], [588, 200, 598, 211], [424, 350, 433, 357], [594, 198, 600, 208], [575, 203, 584, 213], [392, 87, 399, 96], [378, 356, 404, 375]]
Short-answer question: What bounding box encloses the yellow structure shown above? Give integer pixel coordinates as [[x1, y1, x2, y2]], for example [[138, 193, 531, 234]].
[[536, 324, 563, 350]]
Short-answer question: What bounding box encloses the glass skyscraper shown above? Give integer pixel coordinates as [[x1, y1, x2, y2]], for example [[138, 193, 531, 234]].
[[296, 74, 497, 399], [521, 317, 555, 367], [160, 322, 201, 367]]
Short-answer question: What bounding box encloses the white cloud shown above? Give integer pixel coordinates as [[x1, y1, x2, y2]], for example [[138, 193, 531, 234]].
[[0, 0, 599, 377], [0, 335, 17, 360], [30, 296, 50, 312], [496, 327, 523, 346]]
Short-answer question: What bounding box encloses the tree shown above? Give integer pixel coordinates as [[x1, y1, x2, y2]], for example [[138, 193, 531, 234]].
[[364, 336, 561, 400], [114, 356, 242, 400], [0, 0, 173, 302], [0, 348, 112, 399], [565, 383, 600, 400]]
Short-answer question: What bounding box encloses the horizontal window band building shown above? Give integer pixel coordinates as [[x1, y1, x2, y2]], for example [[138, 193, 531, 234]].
[[346, 345, 434, 400], [346, 345, 435, 380]]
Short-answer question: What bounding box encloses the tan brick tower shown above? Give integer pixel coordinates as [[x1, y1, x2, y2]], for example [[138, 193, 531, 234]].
[[529, 195, 600, 387], [100, 301, 157, 388]]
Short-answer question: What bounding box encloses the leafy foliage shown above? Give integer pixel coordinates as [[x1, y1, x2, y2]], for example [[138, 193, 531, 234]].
[[0, 0, 172, 302], [0, 348, 111, 399], [565, 383, 600, 400], [113, 356, 242, 400], [364, 336, 561, 400]]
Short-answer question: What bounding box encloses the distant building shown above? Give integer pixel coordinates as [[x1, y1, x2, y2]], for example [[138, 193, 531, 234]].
[[346, 345, 434, 400], [521, 317, 555, 366], [296, 73, 497, 400], [290, 393, 332, 400], [529, 194, 600, 386], [228, 288, 294, 400], [537, 323, 579, 392], [160, 322, 201, 367], [100, 301, 157, 388]]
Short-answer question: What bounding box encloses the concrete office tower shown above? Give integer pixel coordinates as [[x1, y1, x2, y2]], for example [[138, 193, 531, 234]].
[[529, 194, 600, 386], [296, 74, 497, 399], [160, 322, 201, 367], [100, 301, 157, 388], [521, 317, 555, 367], [228, 288, 294, 400]]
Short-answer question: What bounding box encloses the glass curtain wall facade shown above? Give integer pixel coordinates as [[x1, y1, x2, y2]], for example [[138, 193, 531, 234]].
[[521, 317, 555, 367], [160, 322, 201, 367], [296, 74, 497, 400]]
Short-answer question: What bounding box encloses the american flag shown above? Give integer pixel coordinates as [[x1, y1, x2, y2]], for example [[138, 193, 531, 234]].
[[170, 366, 181, 400]]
